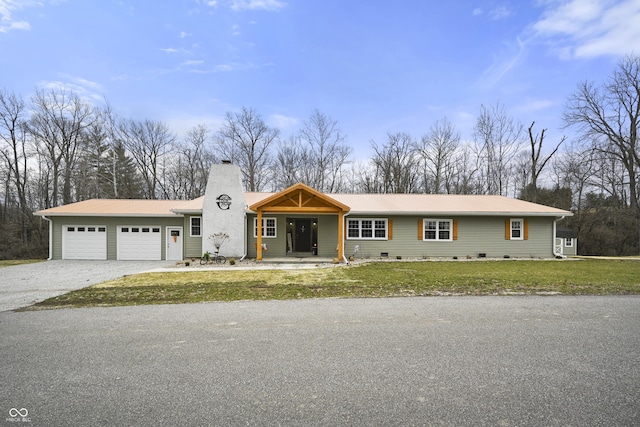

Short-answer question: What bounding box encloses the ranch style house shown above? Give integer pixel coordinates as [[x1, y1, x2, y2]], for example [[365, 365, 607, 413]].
[[35, 163, 576, 262]]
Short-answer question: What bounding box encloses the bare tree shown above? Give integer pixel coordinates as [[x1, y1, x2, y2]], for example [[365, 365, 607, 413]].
[[521, 121, 565, 202], [443, 143, 480, 194], [28, 89, 97, 206], [563, 54, 640, 251], [365, 132, 420, 193], [216, 107, 279, 191], [297, 109, 352, 192], [166, 124, 216, 199], [273, 135, 305, 189], [415, 117, 460, 194], [0, 90, 31, 242], [473, 102, 524, 196], [117, 118, 176, 199]]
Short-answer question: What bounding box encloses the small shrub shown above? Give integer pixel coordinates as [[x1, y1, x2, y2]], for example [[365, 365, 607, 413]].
[[185, 261, 190, 266], [229, 258, 236, 265]]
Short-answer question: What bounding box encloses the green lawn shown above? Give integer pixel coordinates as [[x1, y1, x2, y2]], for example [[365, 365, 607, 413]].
[[32, 259, 640, 309], [0, 259, 45, 268]]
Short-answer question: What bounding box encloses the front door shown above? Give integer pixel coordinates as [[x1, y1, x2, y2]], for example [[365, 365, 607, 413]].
[[295, 219, 312, 252], [166, 227, 183, 260]]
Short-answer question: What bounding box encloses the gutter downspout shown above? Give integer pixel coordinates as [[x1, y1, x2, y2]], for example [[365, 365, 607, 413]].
[[553, 216, 566, 259], [240, 211, 247, 261], [342, 212, 351, 264], [42, 215, 53, 260]]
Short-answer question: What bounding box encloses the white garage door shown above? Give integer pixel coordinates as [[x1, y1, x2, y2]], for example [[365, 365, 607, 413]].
[[117, 226, 162, 260], [62, 225, 107, 260]]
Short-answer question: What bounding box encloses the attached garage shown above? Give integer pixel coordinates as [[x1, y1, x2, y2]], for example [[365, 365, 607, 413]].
[[117, 226, 162, 260], [62, 225, 107, 260]]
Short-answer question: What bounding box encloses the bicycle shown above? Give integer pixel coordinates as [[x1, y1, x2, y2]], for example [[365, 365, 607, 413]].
[[200, 251, 226, 265]]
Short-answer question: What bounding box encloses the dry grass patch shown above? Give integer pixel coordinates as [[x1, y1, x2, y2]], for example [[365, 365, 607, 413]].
[[0, 259, 45, 268]]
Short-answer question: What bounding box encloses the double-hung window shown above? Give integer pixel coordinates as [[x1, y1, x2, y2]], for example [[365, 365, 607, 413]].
[[510, 218, 523, 240], [347, 218, 388, 240], [423, 219, 452, 241], [254, 217, 277, 238], [190, 217, 202, 237]]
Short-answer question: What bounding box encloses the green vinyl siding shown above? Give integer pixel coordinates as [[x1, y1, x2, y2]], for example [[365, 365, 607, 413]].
[[50, 213, 559, 261], [50, 216, 183, 260], [317, 215, 339, 257], [345, 216, 556, 259], [245, 214, 557, 259], [246, 215, 288, 257], [184, 215, 203, 258]]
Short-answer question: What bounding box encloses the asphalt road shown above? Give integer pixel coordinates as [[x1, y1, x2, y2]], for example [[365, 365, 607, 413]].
[[1, 296, 639, 426]]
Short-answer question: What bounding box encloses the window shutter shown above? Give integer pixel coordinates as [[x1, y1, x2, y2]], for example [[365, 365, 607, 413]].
[[418, 219, 423, 240], [388, 219, 393, 240], [524, 219, 528, 240], [505, 219, 510, 240], [453, 219, 458, 240]]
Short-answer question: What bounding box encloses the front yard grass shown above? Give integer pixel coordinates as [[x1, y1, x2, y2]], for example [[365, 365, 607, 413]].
[[0, 259, 44, 268], [31, 259, 640, 309]]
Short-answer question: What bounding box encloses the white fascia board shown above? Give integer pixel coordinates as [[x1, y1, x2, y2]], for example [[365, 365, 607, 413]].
[[349, 211, 573, 217], [170, 209, 203, 214], [36, 213, 184, 217]]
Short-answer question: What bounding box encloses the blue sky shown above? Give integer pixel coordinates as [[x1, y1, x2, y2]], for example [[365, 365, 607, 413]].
[[1, 0, 639, 158]]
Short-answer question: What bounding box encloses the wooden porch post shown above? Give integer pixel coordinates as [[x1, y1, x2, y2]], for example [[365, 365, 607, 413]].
[[256, 209, 263, 261], [337, 211, 344, 261]]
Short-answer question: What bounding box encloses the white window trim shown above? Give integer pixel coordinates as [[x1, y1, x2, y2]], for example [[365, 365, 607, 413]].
[[423, 218, 453, 242], [510, 218, 524, 240], [254, 217, 277, 238], [565, 237, 573, 247], [190, 216, 202, 237], [346, 218, 388, 240]]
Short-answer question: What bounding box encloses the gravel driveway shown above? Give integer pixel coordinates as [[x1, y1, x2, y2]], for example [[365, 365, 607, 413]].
[[0, 260, 172, 312]]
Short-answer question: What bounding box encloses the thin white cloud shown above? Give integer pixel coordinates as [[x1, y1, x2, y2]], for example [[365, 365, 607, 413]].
[[161, 46, 194, 55], [183, 59, 205, 66], [165, 114, 225, 139], [0, 0, 37, 33], [38, 75, 105, 102], [215, 64, 233, 71], [514, 98, 555, 113], [475, 37, 528, 89], [532, 0, 640, 58], [488, 5, 512, 20], [0, 20, 30, 32], [230, 0, 285, 11], [472, 5, 512, 20], [268, 113, 298, 130]]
